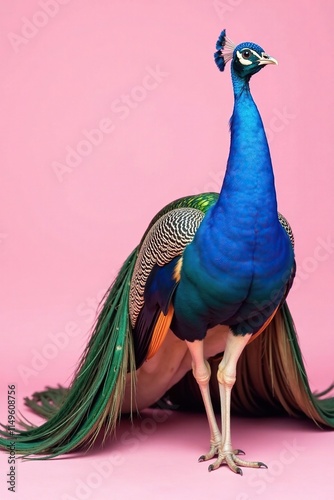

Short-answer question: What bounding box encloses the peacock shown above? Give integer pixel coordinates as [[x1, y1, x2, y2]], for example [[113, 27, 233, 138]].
[[1, 29, 334, 475]]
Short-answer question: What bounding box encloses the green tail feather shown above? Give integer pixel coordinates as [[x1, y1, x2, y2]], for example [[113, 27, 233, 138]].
[[232, 301, 334, 426], [280, 303, 334, 426], [0, 248, 138, 458], [24, 386, 69, 420], [167, 302, 334, 427]]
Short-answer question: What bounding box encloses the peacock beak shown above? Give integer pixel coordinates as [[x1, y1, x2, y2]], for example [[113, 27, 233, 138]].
[[258, 53, 278, 66]]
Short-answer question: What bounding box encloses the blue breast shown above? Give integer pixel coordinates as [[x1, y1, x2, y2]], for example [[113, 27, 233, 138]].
[[171, 70, 294, 341]]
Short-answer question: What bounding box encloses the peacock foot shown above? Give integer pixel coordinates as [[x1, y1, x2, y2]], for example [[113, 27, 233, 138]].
[[198, 443, 245, 463], [205, 448, 267, 475]]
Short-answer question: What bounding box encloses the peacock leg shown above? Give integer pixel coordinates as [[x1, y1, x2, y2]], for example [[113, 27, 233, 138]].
[[185, 340, 221, 460], [209, 330, 267, 474]]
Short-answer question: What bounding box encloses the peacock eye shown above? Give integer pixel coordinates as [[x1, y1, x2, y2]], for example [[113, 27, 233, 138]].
[[243, 50, 250, 58]]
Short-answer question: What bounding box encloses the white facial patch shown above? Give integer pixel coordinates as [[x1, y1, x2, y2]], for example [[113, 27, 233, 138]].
[[236, 48, 262, 66]]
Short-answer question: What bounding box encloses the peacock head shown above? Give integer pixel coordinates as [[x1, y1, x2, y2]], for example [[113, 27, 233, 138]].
[[214, 29, 277, 79]]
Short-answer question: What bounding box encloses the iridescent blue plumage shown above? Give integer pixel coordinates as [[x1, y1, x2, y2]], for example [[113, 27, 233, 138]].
[[171, 31, 294, 341]]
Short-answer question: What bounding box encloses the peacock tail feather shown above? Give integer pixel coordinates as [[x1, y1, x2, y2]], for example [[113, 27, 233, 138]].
[[0, 193, 220, 458], [0, 248, 138, 458], [168, 301, 334, 426], [0, 193, 333, 460]]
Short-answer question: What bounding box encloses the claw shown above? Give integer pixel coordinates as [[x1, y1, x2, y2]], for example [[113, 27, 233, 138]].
[[198, 443, 219, 462], [234, 448, 245, 456], [203, 451, 267, 475], [208, 458, 223, 472]]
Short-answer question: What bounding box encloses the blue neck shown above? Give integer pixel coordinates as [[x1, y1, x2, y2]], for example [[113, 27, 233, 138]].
[[212, 67, 278, 234]]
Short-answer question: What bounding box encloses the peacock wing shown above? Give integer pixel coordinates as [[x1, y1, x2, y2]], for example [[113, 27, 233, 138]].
[[130, 193, 219, 367]]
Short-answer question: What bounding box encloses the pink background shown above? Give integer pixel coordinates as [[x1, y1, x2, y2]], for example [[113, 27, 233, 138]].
[[1, 1, 334, 498]]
